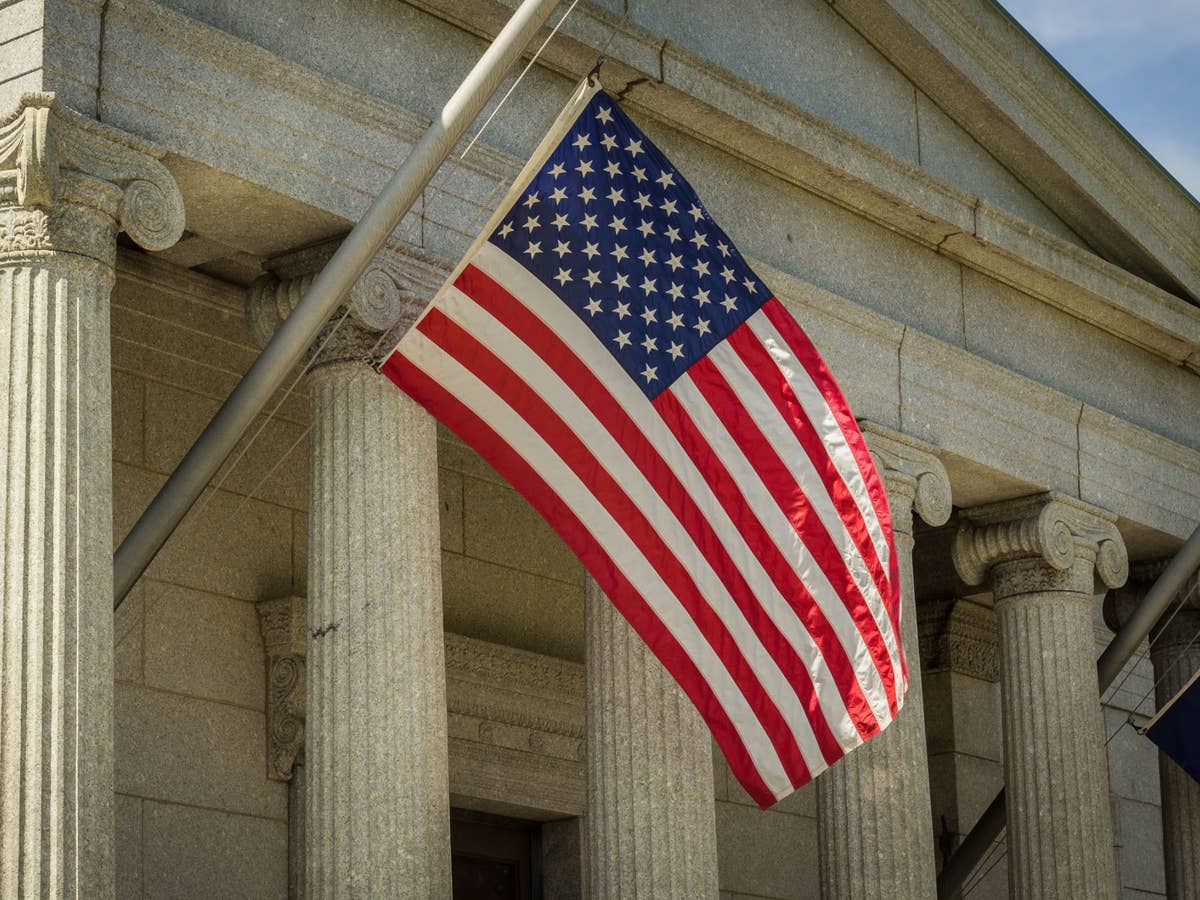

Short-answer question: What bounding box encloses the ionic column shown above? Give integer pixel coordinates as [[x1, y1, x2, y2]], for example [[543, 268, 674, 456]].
[[247, 242, 449, 898], [954, 492, 1127, 900], [1106, 565, 1200, 899], [817, 423, 950, 900], [0, 93, 183, 898], [585, 577, 719, 898]]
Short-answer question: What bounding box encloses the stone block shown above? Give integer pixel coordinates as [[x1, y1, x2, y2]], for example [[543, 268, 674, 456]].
[[112, 370, 144, 466], [439, 466, 465, 553], [114, 582, 145, 684], [1112, 798, 1165, 894], [438, 424, 505, 484], [1105, 706, 1160, 803], [144, 583, 265, 710], [115, 683, 286, 820], [142, 799, 287, 899], [113, 462, 295, 603], [927, 752, 1002, 834], [715, 801, 818, 900], [463, 475, 581, 583], [291, 508, 307, 595], [116, 793, 142, 900], [923, 671, 1002, 760], [0, 30, 41, 85], [442, 551, 584, 662]]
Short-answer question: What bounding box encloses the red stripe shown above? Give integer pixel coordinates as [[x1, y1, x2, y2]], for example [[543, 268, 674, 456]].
[[760, 299, 905, 678], [380, 348, 779, 808], [411, 305, 812, 790], [653, 388, 883, 741], [455, 264, 845, 765], [725, 321, 892, 635], [686, 351, 900, 716]]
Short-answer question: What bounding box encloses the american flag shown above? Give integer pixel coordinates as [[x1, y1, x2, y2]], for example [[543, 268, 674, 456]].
[[381, 86, 904, 807]]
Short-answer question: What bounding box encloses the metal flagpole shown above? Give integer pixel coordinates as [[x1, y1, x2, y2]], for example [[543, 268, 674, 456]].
[[937, 523, 1200, 899], [112, 0, 563, 608]]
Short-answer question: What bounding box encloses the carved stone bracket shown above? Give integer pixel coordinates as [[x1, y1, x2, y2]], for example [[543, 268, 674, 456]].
[[245, 237, 448, 365], [918, 597, 1001, 682], [257, 595, 308, 782], [0, 92, 185, 265], [952, 491, 1128, 599], [859, 421, 951, 538]]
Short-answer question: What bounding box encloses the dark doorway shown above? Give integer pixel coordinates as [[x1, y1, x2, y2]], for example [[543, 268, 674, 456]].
[[450, 810, 541, 900]]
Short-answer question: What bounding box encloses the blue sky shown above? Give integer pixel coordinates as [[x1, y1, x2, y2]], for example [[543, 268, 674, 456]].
[[999, 0, 1200, 202]]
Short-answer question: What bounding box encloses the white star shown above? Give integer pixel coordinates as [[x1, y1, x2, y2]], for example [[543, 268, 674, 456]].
[[607, 187, 625, 204], [717, 240, 730, 257], [552, 213, 570, 230], [660, 198, 678, 215], [637, 220, 655, 238], [572, 133, 591, 151], [689, 204, 705, 222], [612, 272, 630, 291], [638, 247, 656, 266], [667, 341, 685, 360], [609, 216, 627, 236], [689, 231, 709, 250], [497, 221, 514, 238], [611, 244, 629, 262], [613, 300, 631, 319], [550, 186, 568, 203], [694, 317, 711, 336], [634, 192, 652, 210], [524, 241, 542, 259], [548, 162, 565, 179], [664, 225, 681, 243], [575, 159, 594, 177], [596, 106, 614, 124], [641, 334, 658, 353], [695, 289, 711, 306], [553, 240, 571, 258], [582, 241, 601, 259], [742, 276, 757, 293], [626, 138, 643, 157], [640, 307, 658, 325], [614, 330, 632, 349], [640, 276, 656, 295], [553, 268, 572, 286], [584, 297, 603, 315], [581, 213, 598, 231], [656, 171, 675, 188], [523, 192, 539, 208], [721, 295, 738, 312], [631, 166, 648, 183], [667, 311, 685, 330], [523, 215, 540, 232], [693, 259, 710, 276], [604, 160, 622, 178], [666, 282, 685, 301], [640, 363, 658, 383], [600, 133, 618, 151], [665, 253, 684, 271], [579, 186, 597, 203], [584, 269, 602, 287], [720, 266, 736, 284]]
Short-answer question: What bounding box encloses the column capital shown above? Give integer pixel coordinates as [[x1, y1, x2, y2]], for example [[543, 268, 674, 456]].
[[256, 595, 307, 782], [1104, 559, 1200, 651], [0, 92, 184, 266], [858, 421, 951, 535], [244, 238, 445, 367], [953, 492, 1128, 598]]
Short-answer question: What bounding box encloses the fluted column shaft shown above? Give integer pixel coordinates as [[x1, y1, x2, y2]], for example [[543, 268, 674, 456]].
[[586, 577, 719, 898], [817, 424, 949, 900], [0, 93, 183, 899], [954, 493, 1127, 900], [306, 361, 450, 898]]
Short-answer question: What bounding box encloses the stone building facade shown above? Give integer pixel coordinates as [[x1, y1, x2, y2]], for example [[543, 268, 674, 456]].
[[2, 0, 1198, 897]]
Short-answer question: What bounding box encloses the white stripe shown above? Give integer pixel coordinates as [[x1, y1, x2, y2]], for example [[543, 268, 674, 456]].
[[471, 243, 865, 749], [707, 340, 904, 684], [437, 283, 829, 770], [398, 327, 795, 799], [671, 374, 895, 730], [747, 312, 891, 578]]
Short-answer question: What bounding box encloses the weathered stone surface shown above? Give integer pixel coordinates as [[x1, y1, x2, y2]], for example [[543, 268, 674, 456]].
[[818, 424, 948, 900], [954, 492, 1125, 899], [586, 577, 719, 898]]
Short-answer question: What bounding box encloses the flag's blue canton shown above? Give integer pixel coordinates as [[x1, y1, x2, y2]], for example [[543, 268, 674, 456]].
[[488, 93, 769, 400]]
